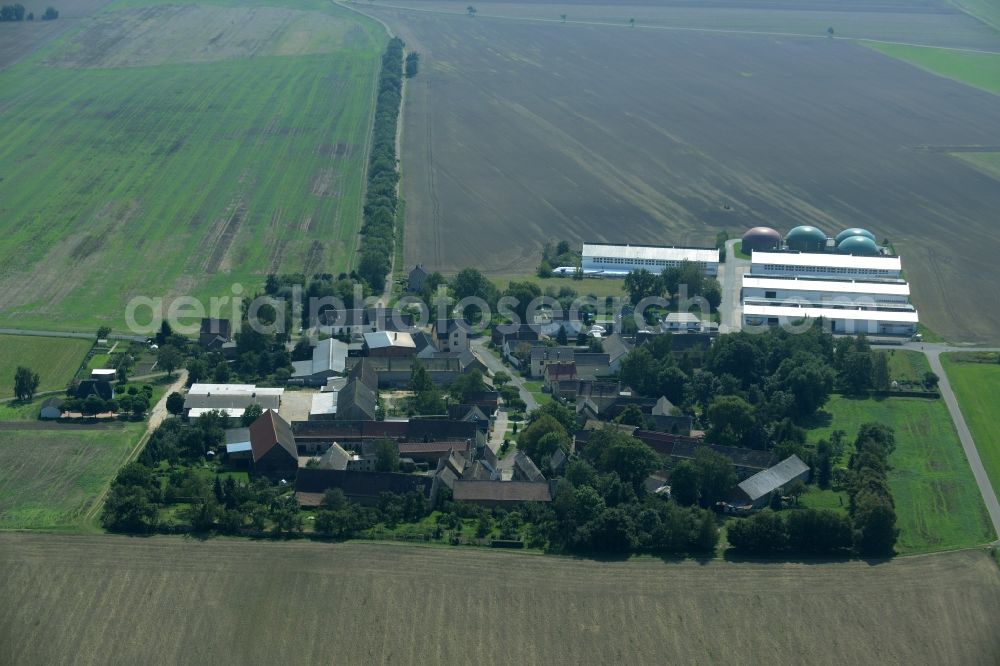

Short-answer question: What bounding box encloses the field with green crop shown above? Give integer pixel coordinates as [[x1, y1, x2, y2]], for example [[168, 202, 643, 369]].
[[808, 395, 994, 553], [868, 42, 1000, 95], [0, 0, 384, 332], [0, 335, 93, 399], [0, 423, 146, 530], [943, 354, 1000, 504]]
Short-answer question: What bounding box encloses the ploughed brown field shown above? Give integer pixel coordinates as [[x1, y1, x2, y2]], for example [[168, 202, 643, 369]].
[[375, 1, 1000, 344], [3, 533, 1000, 664]]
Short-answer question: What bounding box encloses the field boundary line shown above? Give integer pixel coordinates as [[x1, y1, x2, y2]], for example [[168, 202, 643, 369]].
[[359, 1, 1000, 55]]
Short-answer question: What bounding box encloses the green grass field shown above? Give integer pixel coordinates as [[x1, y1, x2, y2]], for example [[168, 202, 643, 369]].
[[521, 380, 553, 406], [0, 423, 146, 530], [0, 335, 93, 399], [809, 395, 994, 553], [942, 354, 1000, 504], [868, 43, 1000, 96], [887, 349, 931, 384], [0, 0, 384, 331], [492, 274, 626, 301]]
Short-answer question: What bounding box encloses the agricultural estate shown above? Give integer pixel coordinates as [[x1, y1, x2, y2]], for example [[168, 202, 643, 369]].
[[3, 534, 1000, 665], [375, 0, 1000, 343], [0, 0, 384, 331]]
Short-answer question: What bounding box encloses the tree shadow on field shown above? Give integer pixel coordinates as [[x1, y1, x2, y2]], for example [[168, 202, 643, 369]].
[[721, 550, 895, 567], [796, 409, 832, 430]]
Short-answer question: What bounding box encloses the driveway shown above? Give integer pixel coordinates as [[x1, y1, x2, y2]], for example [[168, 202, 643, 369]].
[[718, 238, 749, 334], [470, 337, 539, 412]]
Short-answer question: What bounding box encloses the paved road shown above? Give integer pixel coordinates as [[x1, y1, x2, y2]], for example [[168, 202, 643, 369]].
[[718, 238, 749, 334], [470, 338, 539, 412], [874, 342, 1000, 543]]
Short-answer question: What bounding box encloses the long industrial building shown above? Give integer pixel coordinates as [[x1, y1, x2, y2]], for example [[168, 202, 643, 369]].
[[739, 226, 918, 338], [581, 243, 719, 277], [743, 301, 919, 336], [741, 275, 910, 304], [749, 251, 901, 280]]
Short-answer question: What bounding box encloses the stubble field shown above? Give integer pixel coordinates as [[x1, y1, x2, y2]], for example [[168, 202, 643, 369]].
[[2, 533, 1000, 665], [373, 1, 1000, 343], [0, 0, 384, 331]]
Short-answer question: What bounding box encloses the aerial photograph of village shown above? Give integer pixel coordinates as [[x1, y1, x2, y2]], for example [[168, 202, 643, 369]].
[[1, 0, 999, 662]]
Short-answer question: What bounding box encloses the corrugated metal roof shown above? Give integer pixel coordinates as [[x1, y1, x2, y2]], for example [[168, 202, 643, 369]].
[[364, 331, 415, 349], [737, 455, 810, 501], [742, 275, 910, 296], [751, 251, 901, 271], [583, 243, 719, 264], [743, 303, 919, 323]]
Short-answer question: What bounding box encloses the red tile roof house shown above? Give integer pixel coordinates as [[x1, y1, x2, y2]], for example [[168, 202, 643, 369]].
[[249, 410, 298, 475], [543, 362, 577, 391]]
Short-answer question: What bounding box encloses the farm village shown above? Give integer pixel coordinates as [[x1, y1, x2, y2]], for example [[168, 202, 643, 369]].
[[3, 0, 1000, 661]]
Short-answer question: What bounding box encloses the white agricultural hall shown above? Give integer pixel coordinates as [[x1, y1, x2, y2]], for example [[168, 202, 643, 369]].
[[750, 251, 901, 279], [741, 275, 911, 304], [581, 243, 719, 277], [743, 302, 918, 337]]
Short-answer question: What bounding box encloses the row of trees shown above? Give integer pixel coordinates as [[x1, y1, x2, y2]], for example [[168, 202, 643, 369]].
[[0, 4, 58, 20], [61, 383, 153, 417], [623, 262, 722, 309], [357, 38, 405, 291], [537, 239, 581, 278]]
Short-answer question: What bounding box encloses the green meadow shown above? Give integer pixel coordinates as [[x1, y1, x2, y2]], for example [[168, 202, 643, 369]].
[[808, 394, 994, 554], [0, 335, 93, 399], [0, 0, 384, 332], [943, 354, 1000, 504]]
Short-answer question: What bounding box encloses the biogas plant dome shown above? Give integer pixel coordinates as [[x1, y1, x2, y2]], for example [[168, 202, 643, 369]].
[[785, 225, 827, 252], [835, 227, 877, 245], [740, 226, 781, 252], [836, 235, 880, 256]]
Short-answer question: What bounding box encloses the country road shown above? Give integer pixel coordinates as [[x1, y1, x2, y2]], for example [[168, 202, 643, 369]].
[[471, 337, 539, 413], [0, 327, 146, 342]]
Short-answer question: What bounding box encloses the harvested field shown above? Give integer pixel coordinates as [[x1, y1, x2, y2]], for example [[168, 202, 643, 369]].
[[0, 0, 113, 70], [0, 334, 92, 398], [0, 0, 384, 331], [374, 1, 1000, 343], [2, 534, 1000, 665], [0, 424, 145, 529]]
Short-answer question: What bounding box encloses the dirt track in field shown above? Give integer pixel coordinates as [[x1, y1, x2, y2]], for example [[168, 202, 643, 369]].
[[2, 533, 999, 664], [377, 4, 1000, 343]]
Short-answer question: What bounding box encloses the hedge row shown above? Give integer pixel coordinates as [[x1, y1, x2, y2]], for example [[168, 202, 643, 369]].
[[357, 37, 405, 291]]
